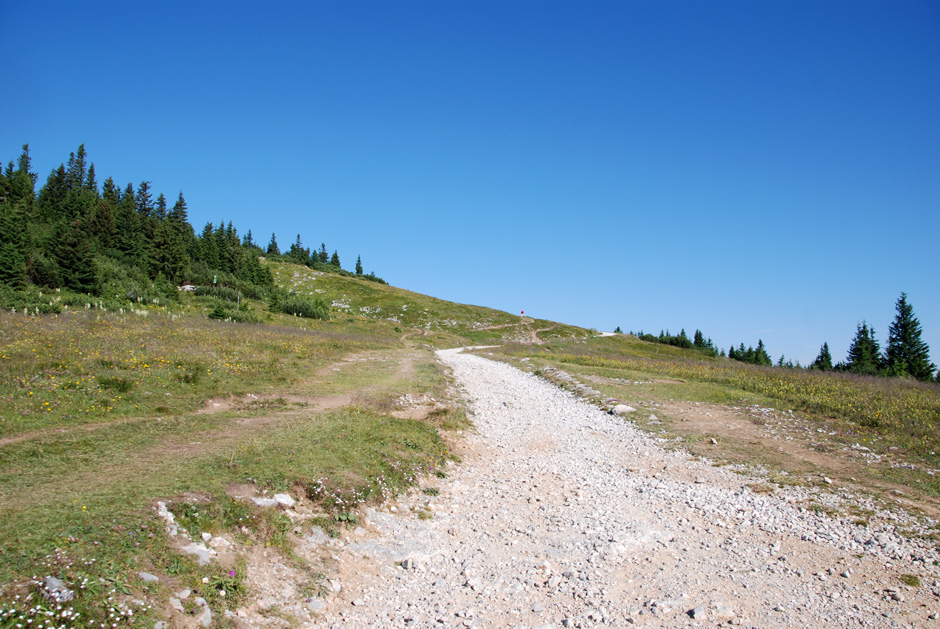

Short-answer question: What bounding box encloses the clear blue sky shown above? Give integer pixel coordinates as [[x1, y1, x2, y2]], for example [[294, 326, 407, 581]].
[[2, 1, 938, 366]]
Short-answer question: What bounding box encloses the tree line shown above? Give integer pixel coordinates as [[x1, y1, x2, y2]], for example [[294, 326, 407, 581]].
[[622, 293, 936, 383], [0, 144, 383, 310], [810, 293, 936, 382]]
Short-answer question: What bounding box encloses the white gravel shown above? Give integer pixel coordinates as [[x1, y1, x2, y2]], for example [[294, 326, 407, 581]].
[[313, 349, 939, 628]]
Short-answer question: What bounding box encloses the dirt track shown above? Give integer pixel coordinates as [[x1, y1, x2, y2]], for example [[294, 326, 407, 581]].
[[300, 349, 939, 628]]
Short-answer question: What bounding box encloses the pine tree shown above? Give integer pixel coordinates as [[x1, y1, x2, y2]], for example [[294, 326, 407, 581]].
[[355, 255, 363, 276], [812, 342, 833, 371], [85, 163, 97, 193], [168, 191, 188, 225], [755, 340, 772, 366], [154, 193, 167, 221], [267, 233, 280, 255], [693, 329, 705, 348], [330, 250, 340, 267], [318, 243, 328, 264], [846, 322, 882, 376], [135, 181, 154, 218], [885, 292, 935, 381]]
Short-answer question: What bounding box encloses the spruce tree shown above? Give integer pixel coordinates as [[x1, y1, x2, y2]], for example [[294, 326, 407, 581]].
[[154, 193, 167, 221], [846, 322, 882, 376], [330, 250, 340, 267], [355, 255, 363, 276], [267, 233, 280, 255], [812, 342, 833, 371], [885, 292, 935, 381], [135, 181, 154, 218]]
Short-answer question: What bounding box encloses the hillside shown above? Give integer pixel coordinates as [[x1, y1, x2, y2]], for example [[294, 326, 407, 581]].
[[267, 260, 589, 345], [1, 259, 939, 627]]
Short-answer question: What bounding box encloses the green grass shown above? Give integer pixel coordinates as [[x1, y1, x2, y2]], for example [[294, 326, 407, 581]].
[[268, 260, 589, 344], [0, 278, 470, 625]]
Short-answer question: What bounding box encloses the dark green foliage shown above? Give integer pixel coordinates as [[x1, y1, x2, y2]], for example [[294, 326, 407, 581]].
[[885, 292, 935, 381], [267, 232, 280, 255], [270, 293, 330, 320], [811, 342, 833, 371], [614, 326, 622, 334], [0, 144, 383, 312], [635, 328, 717, 357], [728, 339, 772, 366], [845, 322, 882, 376], [355, 255, 363, 276]]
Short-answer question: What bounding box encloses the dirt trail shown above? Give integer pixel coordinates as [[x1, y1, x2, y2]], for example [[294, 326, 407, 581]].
[[287, 349, 940, 628]]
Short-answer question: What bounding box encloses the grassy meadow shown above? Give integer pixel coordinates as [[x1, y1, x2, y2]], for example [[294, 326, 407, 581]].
[[0, 261, 554, 627], [3, 259, 938, 626]]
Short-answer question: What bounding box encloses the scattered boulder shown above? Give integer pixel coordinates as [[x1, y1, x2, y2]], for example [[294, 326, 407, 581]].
[[42, 576, 74, 602], [611, 404, 636, 415], [138, 571, 160, 583], [274, 493, 296, 508]]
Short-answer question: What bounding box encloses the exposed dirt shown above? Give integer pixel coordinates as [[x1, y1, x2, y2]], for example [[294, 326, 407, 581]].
[[651, 400, 940, 519]]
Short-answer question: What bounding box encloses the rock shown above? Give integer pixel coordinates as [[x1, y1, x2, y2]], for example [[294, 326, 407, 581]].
[[401, 558, 416, 570], [710, 438, 718, 445], [42, 576, 74, 602], [714, 604, 735, 620], [307, 526, 330, 544], [532, 602, 545, 613], [201, 531, 212, 542], [138, 571, 160, 583], [169, 597, 184, 613], [612, 404, 634, 416], [195, 605, 212, 627], [154, 622, 168, 629], [252, 497, 279, 508], [688, 606, 706, 619], [307, 598, 326, 613], [648, 414, 658, 421], [177, 589, 191, 599], [274, 493, 295, 508], [352, 598, 366, 606], [209, 536, 231, 549], [179, 542, 215, 565]]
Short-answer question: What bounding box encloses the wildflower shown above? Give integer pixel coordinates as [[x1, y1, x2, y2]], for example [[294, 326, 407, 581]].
[[202, 577, 209, 584]]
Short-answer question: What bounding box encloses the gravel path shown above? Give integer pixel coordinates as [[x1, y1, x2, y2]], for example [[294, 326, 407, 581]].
[[315, 349, 939, 628]]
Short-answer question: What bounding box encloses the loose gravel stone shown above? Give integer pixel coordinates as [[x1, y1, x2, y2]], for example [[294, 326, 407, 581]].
[[313, 349, 940, 628]]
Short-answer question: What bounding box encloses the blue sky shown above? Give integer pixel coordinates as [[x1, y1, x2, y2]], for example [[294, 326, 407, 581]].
[[2, 1, 938, 365]]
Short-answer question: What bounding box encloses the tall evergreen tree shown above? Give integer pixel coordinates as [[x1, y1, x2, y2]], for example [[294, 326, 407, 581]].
[[846, 322, 882, 376], [135, 181, 154, 219], [355, 255, 363, 276], [154, 193, 167, 221], [168, 191, 188, 225], [330, 250, 340, 267], [85, 163, 97, 193], [812, 342, 833, 371], [267, 233, 280, 255], [885, 292, 935, 381]]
